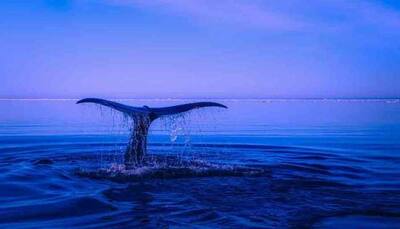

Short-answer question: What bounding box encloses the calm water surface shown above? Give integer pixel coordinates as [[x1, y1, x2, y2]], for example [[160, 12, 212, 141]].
[[0, 99, 399, 228]]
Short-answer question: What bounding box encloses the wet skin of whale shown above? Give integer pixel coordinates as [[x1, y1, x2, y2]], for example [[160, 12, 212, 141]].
[[77, 98, 227, 168]]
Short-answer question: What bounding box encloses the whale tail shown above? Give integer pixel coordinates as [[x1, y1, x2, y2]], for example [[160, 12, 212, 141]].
[[76, 98, 227, 120], [77, 98, 227, 167]]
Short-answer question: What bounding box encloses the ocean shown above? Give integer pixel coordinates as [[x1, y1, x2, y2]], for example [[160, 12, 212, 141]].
[[0, 99, 399, 228]]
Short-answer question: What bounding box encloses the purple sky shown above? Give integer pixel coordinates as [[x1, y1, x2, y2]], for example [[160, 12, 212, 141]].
[[1, 0, 400, 99]]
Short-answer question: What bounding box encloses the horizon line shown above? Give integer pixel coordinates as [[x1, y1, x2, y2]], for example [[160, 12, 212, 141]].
[[0, 97, 399, 101]]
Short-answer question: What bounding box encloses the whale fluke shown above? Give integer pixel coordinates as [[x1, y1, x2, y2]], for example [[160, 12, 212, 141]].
[[77, 98, 147, 115], [77, 98, 227, 168]]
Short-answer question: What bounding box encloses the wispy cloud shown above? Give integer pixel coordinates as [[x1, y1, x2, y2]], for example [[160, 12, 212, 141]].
[[105, 0, 308, 31], [103, 0, 400, 34]]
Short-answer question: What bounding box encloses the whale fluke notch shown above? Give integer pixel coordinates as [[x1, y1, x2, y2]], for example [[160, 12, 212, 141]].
[[77, 98, 227, 168]]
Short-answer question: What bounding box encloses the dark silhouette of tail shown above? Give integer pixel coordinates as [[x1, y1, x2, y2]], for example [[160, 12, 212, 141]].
[[77, 98, 227, 168]]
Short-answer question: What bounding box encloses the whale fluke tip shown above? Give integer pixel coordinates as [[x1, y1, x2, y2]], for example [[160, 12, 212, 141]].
[[195, 102, 228, 109], [215, 103, 228, 109], [76, 98, 91, 104]]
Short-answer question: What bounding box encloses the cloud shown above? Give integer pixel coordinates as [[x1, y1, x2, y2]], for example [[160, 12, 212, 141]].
[[104, 0, 308, 31], [103, 0, 400, 34]]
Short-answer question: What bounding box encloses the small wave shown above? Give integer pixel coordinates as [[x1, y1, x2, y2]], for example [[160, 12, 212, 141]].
[[0, 197, 116, 224], [313, 214, 400, 229]]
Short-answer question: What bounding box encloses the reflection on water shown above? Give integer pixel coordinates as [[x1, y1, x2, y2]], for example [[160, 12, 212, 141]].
[[0, 99, 399, 228]]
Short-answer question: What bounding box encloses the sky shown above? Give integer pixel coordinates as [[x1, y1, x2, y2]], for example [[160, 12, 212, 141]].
[[0, 0, 399, 99]]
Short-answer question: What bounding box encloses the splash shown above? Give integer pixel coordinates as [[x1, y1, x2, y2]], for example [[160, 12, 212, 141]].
[[76, 155, 269, 182]]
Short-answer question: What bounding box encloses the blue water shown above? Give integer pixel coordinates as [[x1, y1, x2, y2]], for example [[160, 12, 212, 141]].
[[0, 99, 400, 228]]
